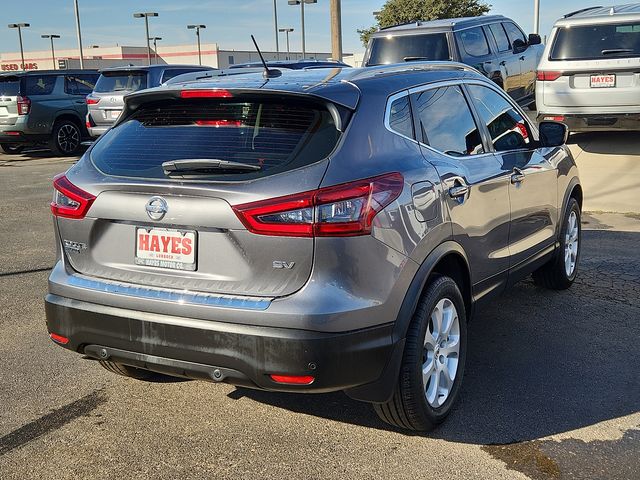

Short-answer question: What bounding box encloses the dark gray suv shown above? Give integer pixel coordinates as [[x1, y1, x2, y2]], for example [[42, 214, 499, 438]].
[[45, 63, 582, 431]]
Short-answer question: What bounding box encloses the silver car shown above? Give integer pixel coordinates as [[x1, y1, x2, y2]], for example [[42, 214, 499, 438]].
[[46, 63, 582, 431], [536, 4, 640, 132], [86, 65, 214, 137]]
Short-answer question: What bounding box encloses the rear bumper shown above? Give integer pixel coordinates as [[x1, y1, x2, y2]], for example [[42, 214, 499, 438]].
[[45, 293, 398, 395], [537, 112, 640, 132], [88, 125, 109, 138]]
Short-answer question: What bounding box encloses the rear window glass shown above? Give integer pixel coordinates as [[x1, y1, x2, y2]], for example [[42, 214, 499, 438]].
[[457, 27, 490, 57], [550, 23, 640, 60], [90, 98, 341, 180], [367, 33, 450, 65], [24, 75, 57, 95], [0, 79, 20, 96], [94, 72, 148, 93]]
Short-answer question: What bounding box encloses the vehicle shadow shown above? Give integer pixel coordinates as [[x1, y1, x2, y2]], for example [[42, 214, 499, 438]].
[[569, 131, 640, 156], [229, 229, 640, 444]]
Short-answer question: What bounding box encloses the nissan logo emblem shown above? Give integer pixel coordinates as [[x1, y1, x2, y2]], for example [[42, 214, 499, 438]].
[[145, 196, 168, 221]]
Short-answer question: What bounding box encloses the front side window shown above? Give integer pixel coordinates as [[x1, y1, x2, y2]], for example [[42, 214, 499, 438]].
[[467, 84, 530, 152], [550, 22, 640, 60], [388, 95, 413, 138], [457, 27, 490, 57], [412, 85, 484, 157], [488, 23, 511, 52], [503, 22, 527, 47]]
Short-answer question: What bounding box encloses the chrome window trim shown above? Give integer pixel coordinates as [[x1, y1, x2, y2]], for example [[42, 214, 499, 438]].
[[66, 272, 273, 311]]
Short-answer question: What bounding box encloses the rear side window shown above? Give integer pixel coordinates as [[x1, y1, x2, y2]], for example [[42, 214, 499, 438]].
[[467, 84, 530, 152], [161, 69, 201, 83], [367, 33, 450, 65], [0, 78, 20, 96], [457, 27, 490, 57], [90, 98, 341, 180], [503, 22, 527, 46], [412, 86, 484, 157], [488, 23, 511, 52], [388, 95, 413, 138], [24, 75, 57, 95], [550, 23, 640, 60], [94, 72, 148, 93], [65, 74, 97, 95]]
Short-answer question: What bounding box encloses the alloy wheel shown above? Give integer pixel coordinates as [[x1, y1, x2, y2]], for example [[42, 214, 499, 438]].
[[57, 124, 80, 154], [564, 210, 579, 277]]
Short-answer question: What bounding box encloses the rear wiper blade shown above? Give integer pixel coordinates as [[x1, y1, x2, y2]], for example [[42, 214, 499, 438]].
[[162, 159, 261, 174], [601, 48, 635, 55], [403, 56, 430, 62]]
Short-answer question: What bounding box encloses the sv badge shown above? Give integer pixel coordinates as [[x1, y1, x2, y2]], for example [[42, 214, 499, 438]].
[[273, 261, 295, 269]]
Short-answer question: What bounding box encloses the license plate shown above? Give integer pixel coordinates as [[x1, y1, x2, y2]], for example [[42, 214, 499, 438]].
[[135, 227, 197, 271], [106, 109, 121, 120], [590, 74, 616, 88]]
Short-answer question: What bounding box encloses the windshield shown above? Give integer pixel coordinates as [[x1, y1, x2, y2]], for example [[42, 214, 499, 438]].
[[94, 72, 148, 93], [90, 98, 341, 180], [367, 33, 450, 65], [0, 79, 20, 96], [550, 23, 640, 60]]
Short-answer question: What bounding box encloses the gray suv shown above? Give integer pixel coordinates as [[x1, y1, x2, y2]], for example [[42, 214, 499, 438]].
[[45, 63, 582, 431], [0, 70, 99, 155]]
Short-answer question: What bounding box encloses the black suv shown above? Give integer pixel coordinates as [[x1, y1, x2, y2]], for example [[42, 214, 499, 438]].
[[364, 15, 543, 107], [0, 70, 99, 155]]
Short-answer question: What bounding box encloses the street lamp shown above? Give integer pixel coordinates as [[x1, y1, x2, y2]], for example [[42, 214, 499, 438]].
[[273, 0, 280, 60], [73, 0, 85, 68], [187, 24, 206, 65], [533, 0, 541, 34], [287, 0, 317, 59], [149, 37, 162, 64], [279, 28, 294, 60], [8, 23, 30, 71], [41, 34, 61, 70], [133, 12, 159, 66]]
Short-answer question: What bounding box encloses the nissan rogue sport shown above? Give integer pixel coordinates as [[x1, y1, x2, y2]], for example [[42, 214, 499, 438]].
[[45, 63, 582, 431]]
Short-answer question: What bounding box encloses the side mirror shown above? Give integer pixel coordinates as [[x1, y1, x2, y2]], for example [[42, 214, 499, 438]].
[[528, 33, 542, 45], [539, 121, 568, 147], [512, 38, 527, 54]]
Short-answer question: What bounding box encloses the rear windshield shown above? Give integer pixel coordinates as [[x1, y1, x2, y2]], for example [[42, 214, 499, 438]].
[[0, 78, 20, 96], [94, 72, 148, 93], [90, 98, 341, 180], [550, 23, 640, 60], [367, 33, 450, 65]]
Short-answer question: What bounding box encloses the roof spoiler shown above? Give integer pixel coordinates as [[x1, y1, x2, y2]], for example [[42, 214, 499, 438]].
[[564, 6, 602, 18]]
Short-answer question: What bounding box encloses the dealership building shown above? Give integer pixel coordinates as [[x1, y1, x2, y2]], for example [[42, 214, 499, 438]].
[[0, 43, 347, 72]]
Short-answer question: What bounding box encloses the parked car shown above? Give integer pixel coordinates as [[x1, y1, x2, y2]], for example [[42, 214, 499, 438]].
[[86, 64, 215, 137], [363, 15, 543, 108], [0, 69, 99, 155], [45, 63, 582, 431], [229, 59, 351, 70], [536, 4, 640, 132]]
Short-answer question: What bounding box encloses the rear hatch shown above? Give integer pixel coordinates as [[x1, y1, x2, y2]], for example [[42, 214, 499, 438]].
[[541, 21, 640, 108], [88, 70, 149, 126], [0, 76, 20, 127], [55, 90, 346, 297]]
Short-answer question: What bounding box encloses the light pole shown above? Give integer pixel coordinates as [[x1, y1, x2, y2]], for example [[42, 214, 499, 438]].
[[187, 25, 206, 66], [288, 0, 317, 59], [41, 34, 61, 69], [533, 0, 541, 34], [149, 37, 162, 64], [330, 0, 342, 61], [133, 12, 159, 66], [279, 28, 294, 60], [273, 0, 280, 60], [73, 0, 84, 68], [8, 23, 30, 71]]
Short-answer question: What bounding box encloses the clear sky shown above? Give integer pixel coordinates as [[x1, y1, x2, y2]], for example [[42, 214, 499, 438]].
[[0, 0, 626, 55]]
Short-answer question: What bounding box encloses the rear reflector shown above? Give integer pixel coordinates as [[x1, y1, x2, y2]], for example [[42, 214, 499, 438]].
[[270, 374, 315, 385], [4, 131, 21, 136], [51, 174, 96, 219], [233, 172, 404, 238], [180, 89, 233, 99], [50, 333, 69, 345], [543, 116, 566, 122], [537, 71, 563, 82]]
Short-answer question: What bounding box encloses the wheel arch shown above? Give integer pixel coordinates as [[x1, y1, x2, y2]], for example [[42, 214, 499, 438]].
[[54, 112, 84, 130], [559, 177, 582, 236]]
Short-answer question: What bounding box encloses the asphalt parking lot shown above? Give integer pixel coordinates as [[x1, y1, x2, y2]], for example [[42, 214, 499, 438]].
[[0, 134, 638, 479]]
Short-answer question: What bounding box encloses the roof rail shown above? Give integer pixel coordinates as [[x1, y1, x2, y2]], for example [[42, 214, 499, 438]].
[[379, 20, 423, 31], [564, 6, 602, 18], [348, 61, 478, 82]]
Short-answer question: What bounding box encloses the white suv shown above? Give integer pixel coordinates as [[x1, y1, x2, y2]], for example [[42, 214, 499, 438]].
[[536, 4, 640, 132]]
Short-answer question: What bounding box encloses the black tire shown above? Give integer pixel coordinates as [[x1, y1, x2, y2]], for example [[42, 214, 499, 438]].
[[49, 120, 82, 156], [528, 101, 537, 111], [1, 143, 25, 154], [374, 275, 468, 431], [99, 360, 161, 381], [533, 197, 581, 290]]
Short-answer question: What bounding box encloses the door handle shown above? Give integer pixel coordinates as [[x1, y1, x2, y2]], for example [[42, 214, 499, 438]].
[[511, 168, 525, 184], [499, 61, 507, 67], [519, 56, 526, 61], [449, 184, 470, 199]]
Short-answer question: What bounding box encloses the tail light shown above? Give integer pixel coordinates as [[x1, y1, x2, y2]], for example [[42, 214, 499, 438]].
[[233, 172, 404, 237], [543, 115, 566, 122], [180, 89, 233, 99], [537, 71, 562, 82], [17, 95, 30, 115], [86, 96, 100, 105], [50, 174, 96, 219], [195, 119, 243, 127], [86, 113, 95, 129]]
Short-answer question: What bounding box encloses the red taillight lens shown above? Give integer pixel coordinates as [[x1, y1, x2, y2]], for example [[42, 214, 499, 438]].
[[86, 96, 100, 105], [50, 333, 69, 345], [270, 374, 315, 385], [195, 119, 243, 127], [50, 174, 96, 219], [536, 71, 562, 82], [180, 89, 233, 99], [232, 172, 404, 237], [17, 95, 30, 115]]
